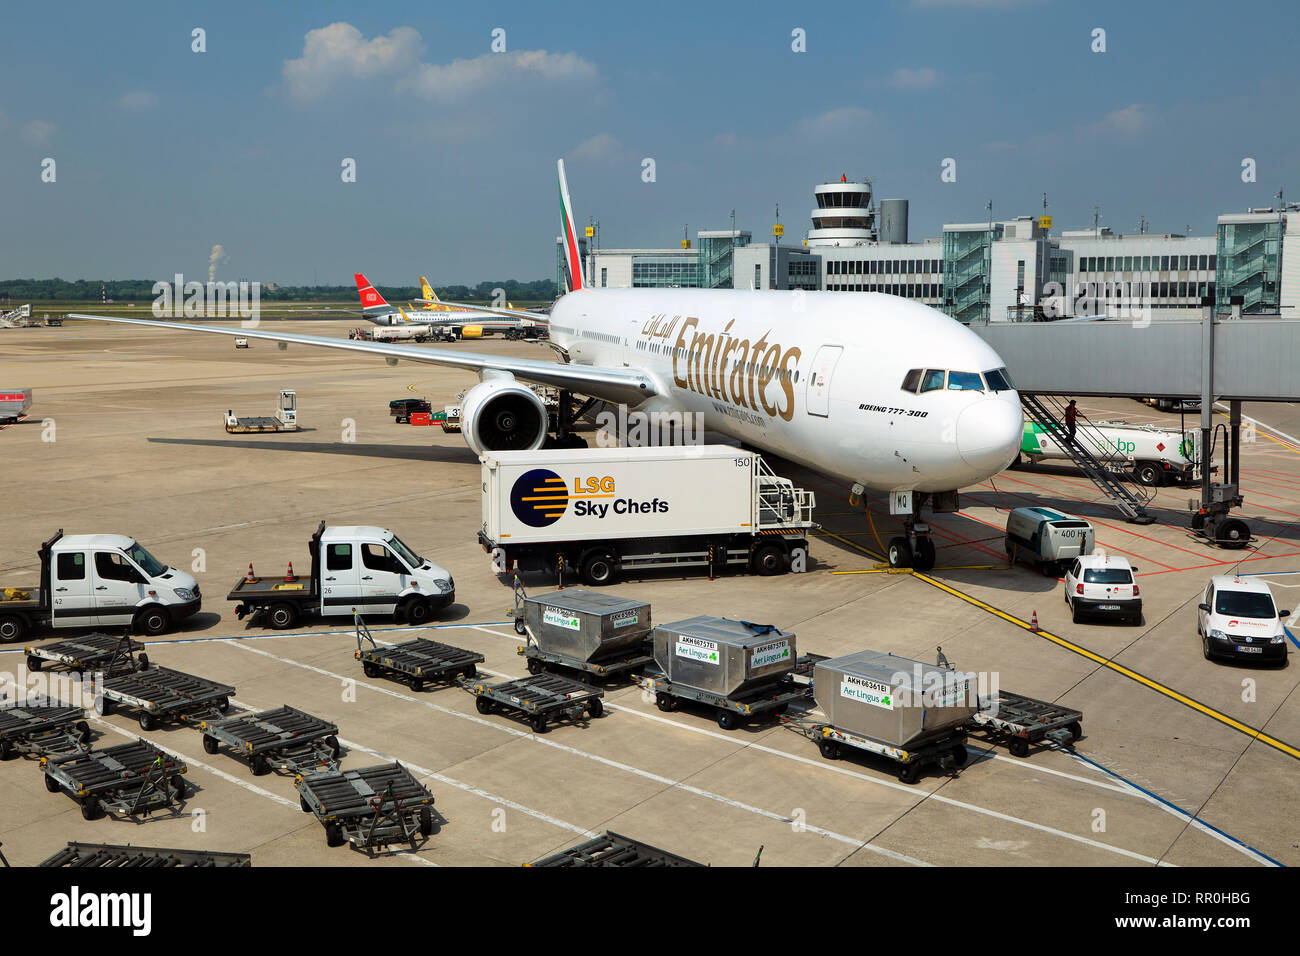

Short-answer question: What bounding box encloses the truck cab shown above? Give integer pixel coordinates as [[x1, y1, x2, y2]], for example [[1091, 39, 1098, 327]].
[[1197, 575, 1290, 664], [0, 531, 200, 642], [317, 526, 453, 619]]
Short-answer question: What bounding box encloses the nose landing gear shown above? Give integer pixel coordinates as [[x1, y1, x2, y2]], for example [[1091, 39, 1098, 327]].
[[888, 526, 936, 571]]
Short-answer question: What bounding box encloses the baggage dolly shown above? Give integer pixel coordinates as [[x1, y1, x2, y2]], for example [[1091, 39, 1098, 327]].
[[41, 740, 187, 820], [354, 612, 482, 692], [0, 704, 91, 760], [199, 705, 341, 776], [528, 831, 704, 867], [40, 841, 251, 868], [295, 762, 435, 851], [640, 654, 823, 731], [89, 666, 234, 731], [786, 716, 968, 784], [464, 673, 604, 733], [967, 690, 1083, 757], [518, 642, 654, 680], [25, 632, 147, 675]]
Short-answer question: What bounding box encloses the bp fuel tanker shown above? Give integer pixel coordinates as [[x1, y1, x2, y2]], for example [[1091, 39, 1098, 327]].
[[1018, 420, 1200, 486]]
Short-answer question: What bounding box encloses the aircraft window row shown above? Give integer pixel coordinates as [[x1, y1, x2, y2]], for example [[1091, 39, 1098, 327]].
[[581, 330, 619, 344], [899, 367, 1016, 394], [673, 348, 802, 383]]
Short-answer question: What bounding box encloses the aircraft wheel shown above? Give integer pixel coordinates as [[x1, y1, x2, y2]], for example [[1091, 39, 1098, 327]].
[[912, 537, 936, 572], [887, 537, 913, 569]]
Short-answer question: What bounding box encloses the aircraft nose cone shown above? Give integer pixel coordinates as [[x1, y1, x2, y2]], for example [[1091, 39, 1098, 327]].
[[956, 398, 1023, 474]]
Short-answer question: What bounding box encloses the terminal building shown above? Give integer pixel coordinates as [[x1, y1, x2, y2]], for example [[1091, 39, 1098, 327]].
[[581, 177, 1300, 322]]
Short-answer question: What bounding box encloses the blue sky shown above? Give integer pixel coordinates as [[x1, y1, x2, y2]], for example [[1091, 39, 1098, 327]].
[[2, 0, 1298, 286]]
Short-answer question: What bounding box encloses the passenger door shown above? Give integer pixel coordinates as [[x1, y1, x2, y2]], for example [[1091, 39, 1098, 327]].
[[49, 550, 95, 629], [806, 345, 843, 418], [92, 551, 145, 627], [320, 542, 361, 617], [359, 542, 407, 616]]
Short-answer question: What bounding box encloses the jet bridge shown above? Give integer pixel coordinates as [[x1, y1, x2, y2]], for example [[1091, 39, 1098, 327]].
[[972, 313, 1300, 545]]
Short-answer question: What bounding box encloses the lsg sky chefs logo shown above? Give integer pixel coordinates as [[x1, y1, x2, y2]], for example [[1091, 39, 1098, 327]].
[[49, 886, 152, 936], [509, 469, 669, 527]]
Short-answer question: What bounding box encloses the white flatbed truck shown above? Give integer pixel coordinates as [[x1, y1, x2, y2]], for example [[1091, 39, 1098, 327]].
[[0, 530, 201, 643], [477, 445, 815, 586], [225, 389, 299, 433]]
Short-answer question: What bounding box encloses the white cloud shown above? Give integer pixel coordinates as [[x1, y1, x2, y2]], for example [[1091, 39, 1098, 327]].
[[571, 132, 620, 161], [1095, 103, 1150, 136], [21, 120, 57, 147], [399, 49, 596, 102], [282, 22, 595, 104], [795, 107, 874, 138], [283, 22, 425, 101], [115, 90, 159, 110], [888, 67, 941, 90]]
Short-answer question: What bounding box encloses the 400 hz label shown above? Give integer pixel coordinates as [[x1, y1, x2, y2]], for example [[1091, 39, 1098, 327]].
[[841, 673, 894, 710]]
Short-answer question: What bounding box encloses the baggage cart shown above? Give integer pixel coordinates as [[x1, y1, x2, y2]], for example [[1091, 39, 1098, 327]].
[[295, 762, 435, 850], [41, 740, 187, 820], [527, 831, 704, 867], [966, 690, 1083, 757], [90, 666, 234, 731], [787, 715, 968, 784], [199, 705, 341, 776], [464, 673, 604, 733], [511, 581, 654, 679], [641, 669, 816, 731], [25, 632, 147, 675], [354, 612, 482, 692], [40, 841, 251, 868], [0, 704, 91, 760]]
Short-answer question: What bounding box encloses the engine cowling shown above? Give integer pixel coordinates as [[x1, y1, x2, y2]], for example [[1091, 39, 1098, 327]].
[[460, 379, 548, 455], [460, 325, 484, 338]]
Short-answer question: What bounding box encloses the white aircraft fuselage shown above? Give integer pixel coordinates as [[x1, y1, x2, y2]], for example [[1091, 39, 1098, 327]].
[[547, 286, 1023, 494]]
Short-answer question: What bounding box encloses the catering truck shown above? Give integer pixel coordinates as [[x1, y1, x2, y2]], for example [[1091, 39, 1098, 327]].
[[478, 445, 816, 586], [227, 521, 455, 630], [1018, 420, 1200, 486], [0, 531, 200, 642]]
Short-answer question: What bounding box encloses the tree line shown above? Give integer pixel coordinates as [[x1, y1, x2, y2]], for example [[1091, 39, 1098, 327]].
[[0, 277, 559, 302]]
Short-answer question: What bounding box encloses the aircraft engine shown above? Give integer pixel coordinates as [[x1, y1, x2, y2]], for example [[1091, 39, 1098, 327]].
[[460, 378, 548, 455]]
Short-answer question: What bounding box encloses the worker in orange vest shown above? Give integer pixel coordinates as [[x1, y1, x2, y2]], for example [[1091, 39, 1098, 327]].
[[1064, 400, 1078, 442]]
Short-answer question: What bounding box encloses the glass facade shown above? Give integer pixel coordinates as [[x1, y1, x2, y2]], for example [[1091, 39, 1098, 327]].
[[699, 232, 750, 289], [631, 256, 701, 288], [942, 227, 998, 323], [1216, 218, 1283, 314]]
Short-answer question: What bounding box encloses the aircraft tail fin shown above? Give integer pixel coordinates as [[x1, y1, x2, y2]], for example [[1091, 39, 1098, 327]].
[[419, 276, 439, 302], [355, 273, 391, 310], [558, 159, 584, 293]]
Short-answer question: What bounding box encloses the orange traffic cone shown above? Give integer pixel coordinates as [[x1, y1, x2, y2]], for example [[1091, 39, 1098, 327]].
[[285, 561, 297, 583], [245, 563, 257, 583], [1029, 609, 1041, 632]]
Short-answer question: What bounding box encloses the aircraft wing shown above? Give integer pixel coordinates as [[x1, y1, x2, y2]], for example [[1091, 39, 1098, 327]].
[[68, 314, 656, 405]]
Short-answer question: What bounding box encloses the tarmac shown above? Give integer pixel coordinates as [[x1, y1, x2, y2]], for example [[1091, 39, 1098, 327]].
[[1, 318, 1297, 867]]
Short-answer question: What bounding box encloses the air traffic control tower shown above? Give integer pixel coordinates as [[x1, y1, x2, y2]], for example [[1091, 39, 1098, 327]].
[[806, 175, 876, 246]]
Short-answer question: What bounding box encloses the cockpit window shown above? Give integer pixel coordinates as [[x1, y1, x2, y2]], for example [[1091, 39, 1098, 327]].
[[984, 368, 1014, 392], [901, 369, 922, 393], [947, 371, 985, 391], [920, 369, 946, 392]]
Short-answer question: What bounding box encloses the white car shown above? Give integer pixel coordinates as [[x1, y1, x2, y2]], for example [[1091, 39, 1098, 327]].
[[1063, 554, 1142, 625], [1197, 575, 1290, 665]]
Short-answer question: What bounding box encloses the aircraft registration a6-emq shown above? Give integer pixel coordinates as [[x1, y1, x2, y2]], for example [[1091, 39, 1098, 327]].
[[73, 159, 1022, 569]]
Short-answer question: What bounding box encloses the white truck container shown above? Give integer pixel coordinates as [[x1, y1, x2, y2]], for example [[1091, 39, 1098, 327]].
[[0, 388, 32, 424], [1005, 506, 1095, 574], [478, 445, 815, 586], [0, 530, 201, 642], [1019, 420, 1200, 486]]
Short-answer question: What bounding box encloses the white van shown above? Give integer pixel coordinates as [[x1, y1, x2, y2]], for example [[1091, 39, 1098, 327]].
[[1197, 576, 1290, 664], [1006, 507, 1095, 575], [1063, 554, 1141, 625]]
